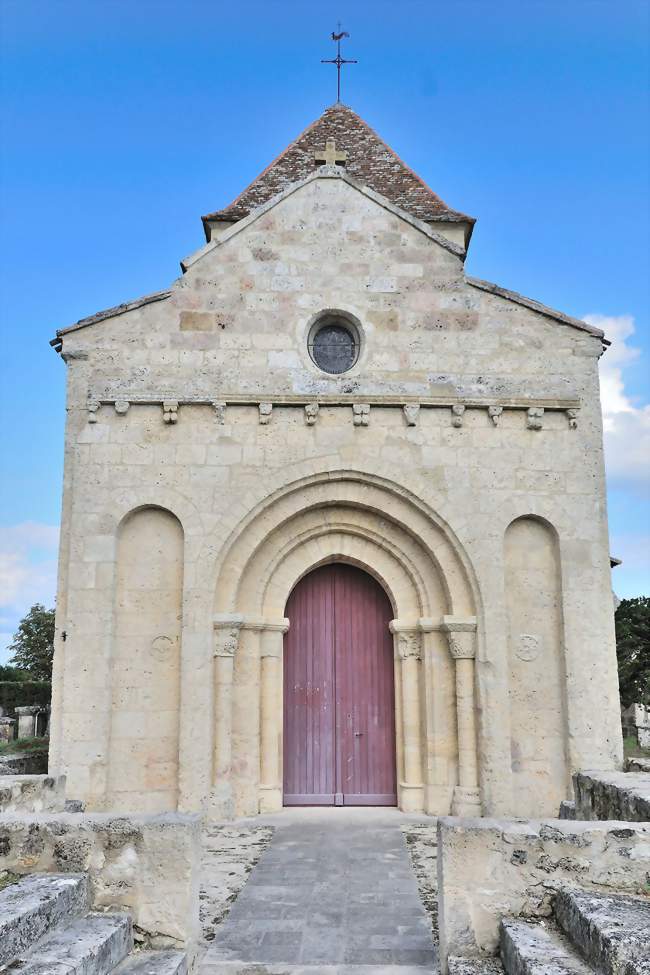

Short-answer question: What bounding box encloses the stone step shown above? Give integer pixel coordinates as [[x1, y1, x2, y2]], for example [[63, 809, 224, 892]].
[[112, 950, 188, 975], [500, 918, 593, 975], [10, 911, 133, 974], [0, 872, 90, 966], [554, 888, 650, 975]]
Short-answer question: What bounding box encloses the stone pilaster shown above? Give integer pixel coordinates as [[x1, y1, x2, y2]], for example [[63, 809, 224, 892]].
[[207, 615, 243, 820], [390, 621, 424, 812], [258, 619, 290, 813], [441, 616, 482, 816]]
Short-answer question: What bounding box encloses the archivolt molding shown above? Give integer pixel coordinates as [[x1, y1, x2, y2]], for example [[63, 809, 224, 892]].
[[209, 467, 478, 620], [248, 522, 430, 620], [104, 486, 204, 543]]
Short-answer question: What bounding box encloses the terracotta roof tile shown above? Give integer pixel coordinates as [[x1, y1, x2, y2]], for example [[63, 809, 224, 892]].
[[203, 103, 474, 229]]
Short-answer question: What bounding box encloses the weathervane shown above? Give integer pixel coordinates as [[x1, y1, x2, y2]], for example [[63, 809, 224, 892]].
[[321, 24, 357, 103]]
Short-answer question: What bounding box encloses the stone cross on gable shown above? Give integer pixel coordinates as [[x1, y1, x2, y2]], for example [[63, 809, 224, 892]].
[[314, 139, 347, 167]]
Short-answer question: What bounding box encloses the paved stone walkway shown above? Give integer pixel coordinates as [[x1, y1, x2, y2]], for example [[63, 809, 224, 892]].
[[200, 809, 437, 974]]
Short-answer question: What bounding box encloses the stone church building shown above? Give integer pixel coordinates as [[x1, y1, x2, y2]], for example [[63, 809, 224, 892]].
[[49, 104, 623, 822]]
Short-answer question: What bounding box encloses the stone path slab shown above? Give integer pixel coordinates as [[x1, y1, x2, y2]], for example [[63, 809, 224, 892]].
[[199, 810, 437, 974]]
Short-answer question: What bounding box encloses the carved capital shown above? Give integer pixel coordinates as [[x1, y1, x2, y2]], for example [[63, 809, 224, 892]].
[[259, 402, 273, 425], [213, 615, 244, 657], [440, 616, 477, 659], [114, 399, 130, 415], [396, 631, 422, 660], [451, 404, 465, 428], [353, 403, 370, 426], [527, 407, 544, 430], [304, 403, 320, 426], [403, 404, 420, 427], [566, 408, 579, 430]]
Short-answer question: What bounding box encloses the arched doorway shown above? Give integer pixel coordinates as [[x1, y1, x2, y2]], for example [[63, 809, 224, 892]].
[[283, 563, 397, 806]]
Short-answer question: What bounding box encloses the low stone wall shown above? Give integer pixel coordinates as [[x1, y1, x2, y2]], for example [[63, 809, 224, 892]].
[[574, 770, 650, 822], [0, 812, 201, 954], [0, 775, 66, 814], [437, 817, 650, 973], [0, 750, 48, 776]]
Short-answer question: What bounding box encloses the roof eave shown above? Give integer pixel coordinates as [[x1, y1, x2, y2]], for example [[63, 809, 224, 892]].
[[467, 276, 607, 341], [50, 289, 172, 352]]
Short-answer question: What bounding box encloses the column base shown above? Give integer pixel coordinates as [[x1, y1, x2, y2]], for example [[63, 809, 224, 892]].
[[259, 786, 283, 813], [425, 783, 454, 816], [398, 782, 425, 813], [205, 783, 234, 822], [451, 786, 482, 817]]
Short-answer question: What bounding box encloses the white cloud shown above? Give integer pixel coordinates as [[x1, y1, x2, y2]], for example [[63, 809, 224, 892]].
[[0, 522, 59, 662], [586, 314, 650, 491]]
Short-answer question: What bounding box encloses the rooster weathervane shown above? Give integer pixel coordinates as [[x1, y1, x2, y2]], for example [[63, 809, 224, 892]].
[[321, 24, 357, 103]]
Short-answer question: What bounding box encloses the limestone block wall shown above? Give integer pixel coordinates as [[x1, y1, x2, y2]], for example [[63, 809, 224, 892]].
[[0, 812, 201, 952], [437, 816, 650, 970], [0, 775, 66, 814], [48, 170, 623, 819]]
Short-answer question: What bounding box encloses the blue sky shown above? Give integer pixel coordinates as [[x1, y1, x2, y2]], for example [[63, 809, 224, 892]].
[[0, 0, 648, 661]]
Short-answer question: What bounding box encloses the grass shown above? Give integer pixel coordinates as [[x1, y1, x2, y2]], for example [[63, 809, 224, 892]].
[[0, 736, 49, 757], [623, 734, 650, 759]]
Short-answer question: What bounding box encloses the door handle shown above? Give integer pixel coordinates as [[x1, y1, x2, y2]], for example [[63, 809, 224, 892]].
[[354, 731, 364, 737]]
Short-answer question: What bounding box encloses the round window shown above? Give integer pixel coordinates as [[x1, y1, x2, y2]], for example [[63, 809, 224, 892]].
[[309, 318, 359, 374]]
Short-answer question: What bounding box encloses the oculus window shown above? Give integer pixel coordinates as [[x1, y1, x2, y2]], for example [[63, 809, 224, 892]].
[[308, 315, 360, 374]]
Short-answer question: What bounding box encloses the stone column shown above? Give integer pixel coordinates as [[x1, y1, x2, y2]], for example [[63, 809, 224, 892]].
[[15, 705, 40, 740], [259, 619, 290, 813], [207, 615, 242, 820], [390, 622, 424, 812], [419, 619, 456, 815], [441, 616, 482, 816]]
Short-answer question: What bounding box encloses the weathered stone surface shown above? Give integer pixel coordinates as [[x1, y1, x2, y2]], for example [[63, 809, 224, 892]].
[[554, 888, 650, 975], [11, 912, 132, 974], [559, 800, 576, 820], [0, 872, 90, 966], [448, 955, 505, 975], [574, 771, 650, 822], [0, 813, 201, 953], [0, 775, 66, 814], [437, 817, 650, 971], [627, 757, 650, 773], [500, 919, 592, 975], [402, 823, 439, 942], [113, 950, 188, 975]]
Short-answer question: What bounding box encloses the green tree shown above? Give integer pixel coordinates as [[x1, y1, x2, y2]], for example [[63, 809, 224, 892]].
[[0, 664, 28, 681], [615, 596, 650, 708], [7, 604, 56, 681]]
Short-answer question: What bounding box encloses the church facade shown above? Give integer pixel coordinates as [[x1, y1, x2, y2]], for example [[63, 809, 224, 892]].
[[48, 104, 623, 821]]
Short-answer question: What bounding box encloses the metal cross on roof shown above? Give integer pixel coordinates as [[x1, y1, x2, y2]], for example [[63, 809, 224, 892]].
[[314, 139, 348, 167], [321, 25, 357, 103]]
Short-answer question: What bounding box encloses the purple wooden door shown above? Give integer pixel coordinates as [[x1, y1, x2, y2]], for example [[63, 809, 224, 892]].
[[283, 563, 397, 806]]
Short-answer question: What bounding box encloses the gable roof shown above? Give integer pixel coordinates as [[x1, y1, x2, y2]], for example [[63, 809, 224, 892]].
[[184, 167, 465, 272], [202, 103, 475, 236]]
